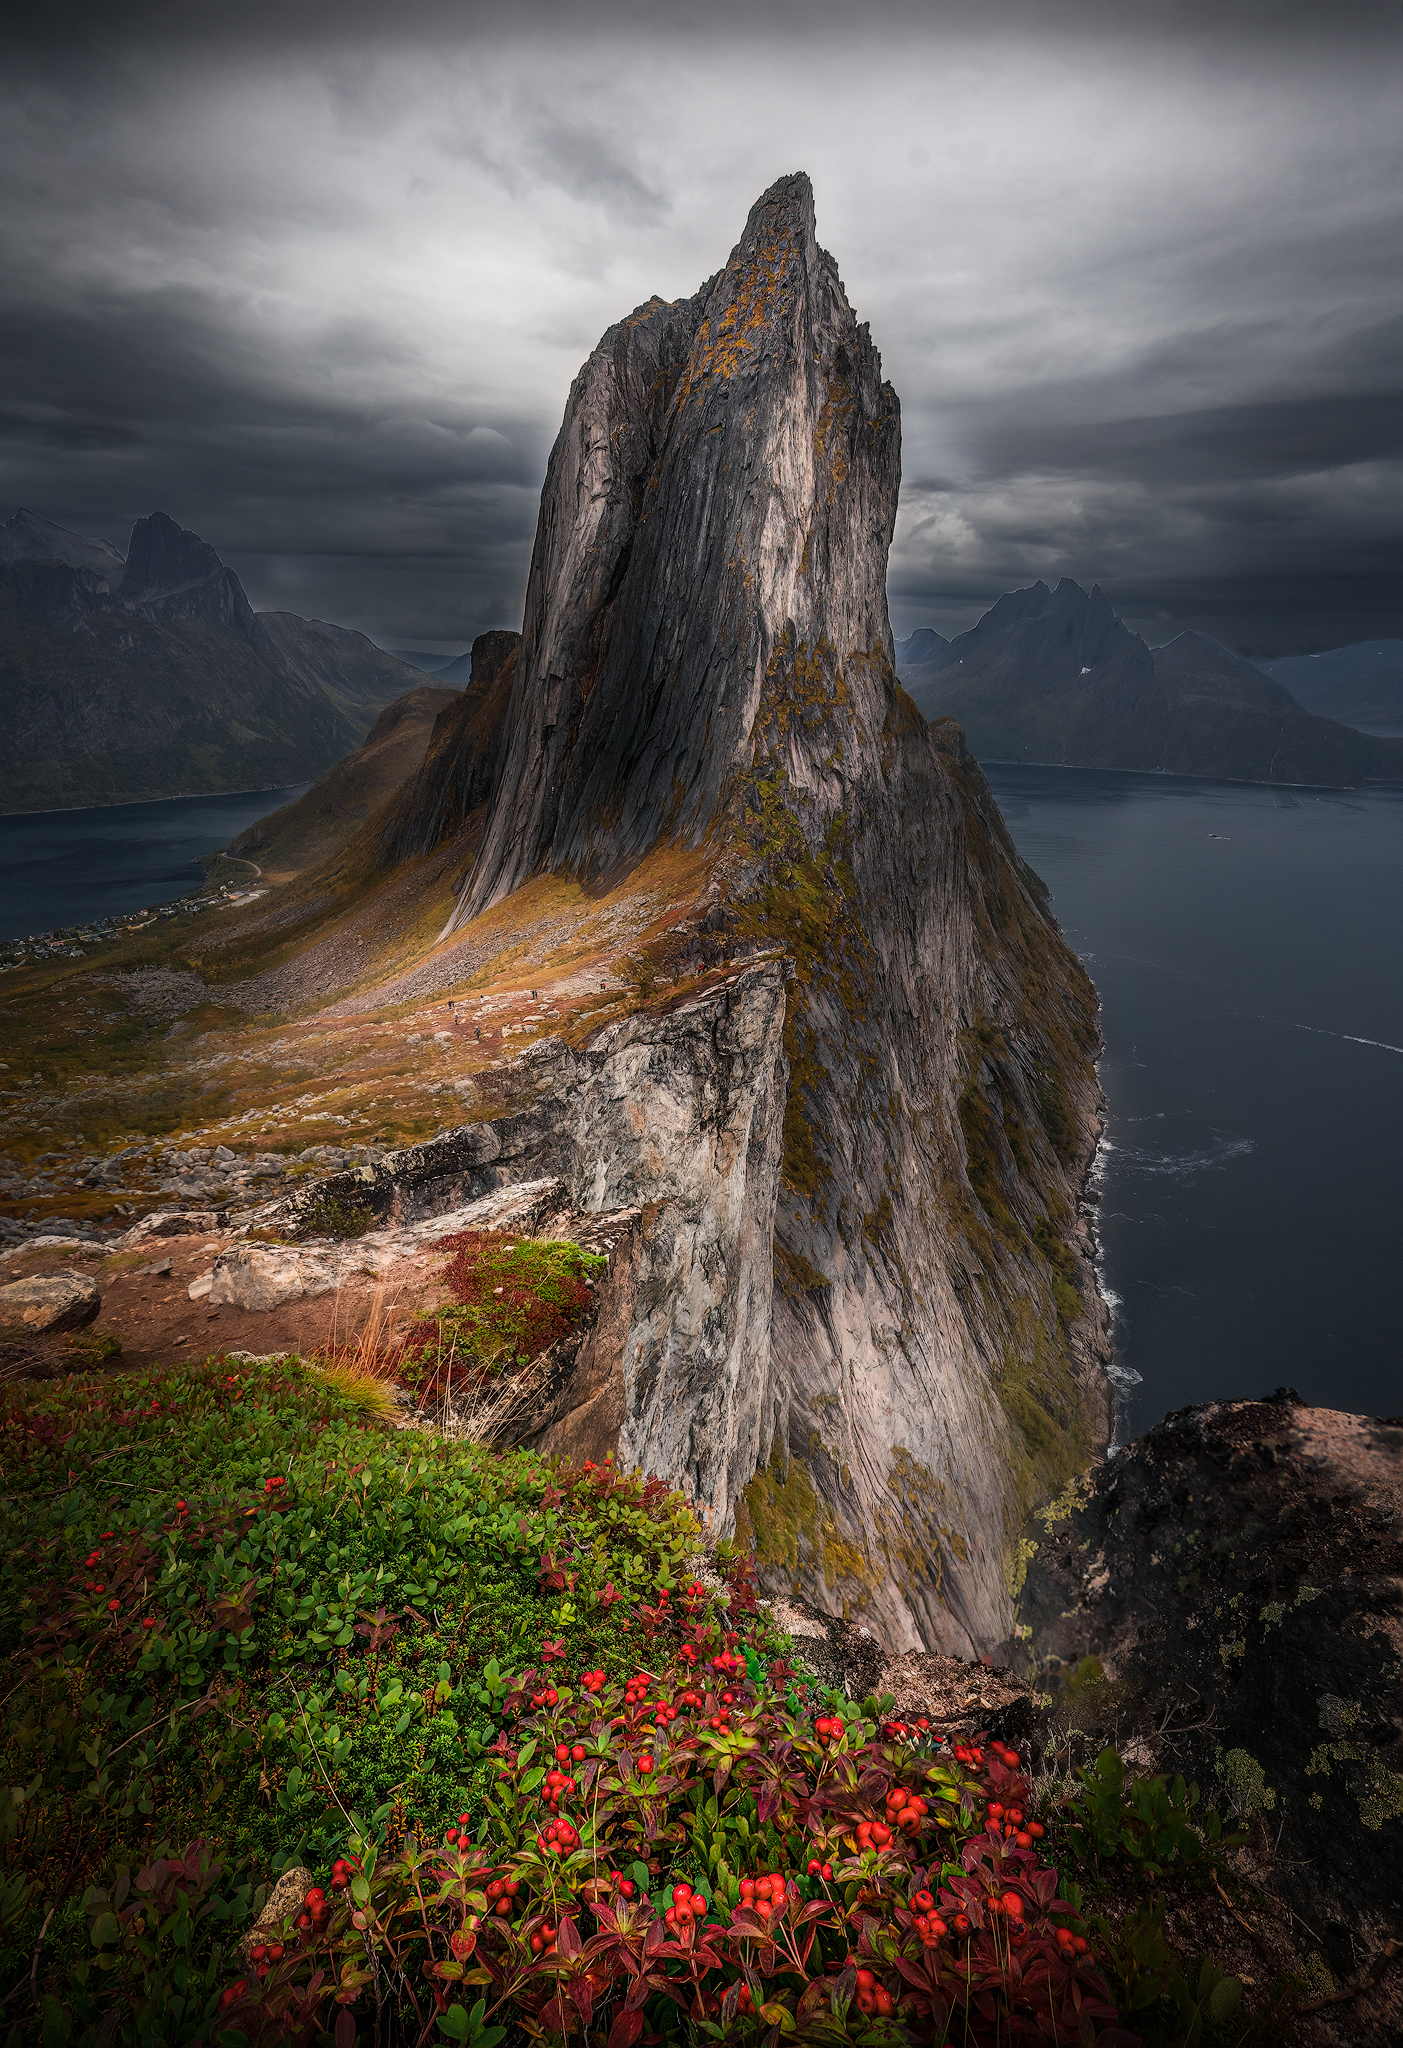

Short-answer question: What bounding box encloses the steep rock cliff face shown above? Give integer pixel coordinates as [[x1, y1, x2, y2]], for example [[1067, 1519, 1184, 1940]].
[[277, 963, 788, 1516], [451, 173, 897, 922], [372, 175, 1108, 1654], [732, 697, 1109, 1656]]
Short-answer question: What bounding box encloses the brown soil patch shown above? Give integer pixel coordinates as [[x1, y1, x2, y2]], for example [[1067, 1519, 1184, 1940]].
[[0, 1236, 451, 1378]]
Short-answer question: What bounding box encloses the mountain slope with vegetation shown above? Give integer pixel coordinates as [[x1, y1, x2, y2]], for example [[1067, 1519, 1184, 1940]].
[[0, 510, 432, 812], [896, 583, 1403, 785], [226, 683, 459, 879]]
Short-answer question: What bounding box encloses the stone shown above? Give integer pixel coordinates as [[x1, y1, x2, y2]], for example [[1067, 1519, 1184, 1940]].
[[237, 1866, 314, 1965], [0, 1269, 101, 1333], [878, 1652, 1032, 1739], [124, 1210, 220, 1241], [208, 1244, 338, 1312]]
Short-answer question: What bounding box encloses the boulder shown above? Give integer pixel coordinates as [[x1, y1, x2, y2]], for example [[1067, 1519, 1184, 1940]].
[[208, 1243, 338, 1312], [0, 1269, 101, 1333], [125, 1210, 219, 1241], [1018, 1393, 1403, 1950], [237, 1865, 314, 1965]]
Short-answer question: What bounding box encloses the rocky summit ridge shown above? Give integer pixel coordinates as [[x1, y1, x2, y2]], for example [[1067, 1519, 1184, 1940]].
[[455, 172, 900, 923], [383, 174, 1112, 1654]]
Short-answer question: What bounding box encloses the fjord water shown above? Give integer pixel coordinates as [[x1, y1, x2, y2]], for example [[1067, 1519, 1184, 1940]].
[[0, 785, 310, 941], [985, 765, 1403, 1437]]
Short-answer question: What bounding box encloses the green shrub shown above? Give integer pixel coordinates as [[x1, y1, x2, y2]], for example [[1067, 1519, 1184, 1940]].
[[1060, 1748, 1244, 1880], [209, 1692, 1125, 2047], [292, 1193, 377, 1240], [0, 1362, 1140, 2043], [0, 1361, 697, 2000], [397, 1233, 607, 1398]]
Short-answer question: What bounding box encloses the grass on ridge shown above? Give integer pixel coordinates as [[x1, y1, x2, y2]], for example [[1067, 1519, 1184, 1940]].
[[0, 1356, 703, 2000]]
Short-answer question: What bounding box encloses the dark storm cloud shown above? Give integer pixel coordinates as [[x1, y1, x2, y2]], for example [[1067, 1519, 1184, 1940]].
[[1, 1, 1400, 654]]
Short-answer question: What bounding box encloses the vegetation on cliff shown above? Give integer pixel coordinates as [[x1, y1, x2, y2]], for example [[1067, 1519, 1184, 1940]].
[[2, 1351, 1329, 2047]]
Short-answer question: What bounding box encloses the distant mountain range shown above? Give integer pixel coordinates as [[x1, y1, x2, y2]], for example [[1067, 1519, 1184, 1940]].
[[1259, 641, 1403, 736], [895, 581, 1403, 786], [0, 509, 437, 813]]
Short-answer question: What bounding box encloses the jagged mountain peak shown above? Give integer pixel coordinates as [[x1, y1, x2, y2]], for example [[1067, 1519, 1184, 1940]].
[[449, 170, 899, 928], [407, 177, 1109, 1656], [119, 510, 230, 602]]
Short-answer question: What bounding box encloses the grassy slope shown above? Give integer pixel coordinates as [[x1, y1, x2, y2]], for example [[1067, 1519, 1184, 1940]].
[[0, 1359, 702, 1994], [0, 1360, 1319, 2048], [227, 686, 459, 880]]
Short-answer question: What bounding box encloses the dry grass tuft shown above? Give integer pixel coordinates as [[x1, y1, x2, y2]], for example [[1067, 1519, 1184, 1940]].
[[437, 1351, 553, 1449], [307, 1285, 408, 1416]]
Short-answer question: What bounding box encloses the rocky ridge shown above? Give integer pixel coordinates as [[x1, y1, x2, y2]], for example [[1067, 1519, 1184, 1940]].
[[1018, 1392, 1403, 1972], [381, 175, 1113, 1654]]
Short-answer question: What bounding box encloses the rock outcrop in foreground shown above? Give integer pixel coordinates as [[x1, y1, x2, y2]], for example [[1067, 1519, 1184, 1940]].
[[1019, 1393, 1403, 1958], [389, 174, 1112, 1655]]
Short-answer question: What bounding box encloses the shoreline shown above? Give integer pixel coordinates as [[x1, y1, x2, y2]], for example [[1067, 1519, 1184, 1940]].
[[0, 780, 308, 820]]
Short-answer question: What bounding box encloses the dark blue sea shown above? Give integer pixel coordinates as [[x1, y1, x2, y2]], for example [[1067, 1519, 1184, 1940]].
[[986, 765, 1403, 1438], [0, 786, 310, 942]]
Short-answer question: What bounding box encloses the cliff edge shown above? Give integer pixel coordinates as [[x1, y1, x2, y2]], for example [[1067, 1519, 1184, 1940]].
[[422, 174, 1111, 1654]]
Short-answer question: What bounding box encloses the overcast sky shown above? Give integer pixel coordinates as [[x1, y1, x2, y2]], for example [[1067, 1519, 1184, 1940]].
[[3, 0, 1401, 658]]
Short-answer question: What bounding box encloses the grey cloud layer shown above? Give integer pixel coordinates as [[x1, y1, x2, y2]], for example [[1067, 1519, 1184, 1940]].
[[1, 6, 1399, 654]]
